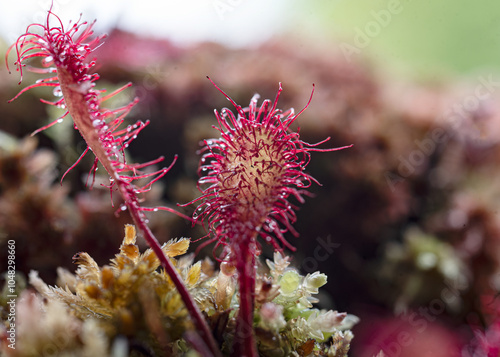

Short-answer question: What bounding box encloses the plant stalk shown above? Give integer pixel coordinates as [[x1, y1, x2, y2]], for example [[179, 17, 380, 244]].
[[58, 68, 221, 357], [232, 234, 258, 357]]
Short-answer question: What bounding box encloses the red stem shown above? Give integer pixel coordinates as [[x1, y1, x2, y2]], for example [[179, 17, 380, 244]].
[[57, 68, 221, 357], [232, 234, 258, 357], [125, 195, 221, 357]]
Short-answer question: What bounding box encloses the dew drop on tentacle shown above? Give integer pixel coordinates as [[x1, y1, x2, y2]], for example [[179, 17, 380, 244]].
[[53, 86, 63, 97]]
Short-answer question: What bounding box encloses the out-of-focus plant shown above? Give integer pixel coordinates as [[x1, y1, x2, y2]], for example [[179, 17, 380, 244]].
[[185, 78, 351, 355]]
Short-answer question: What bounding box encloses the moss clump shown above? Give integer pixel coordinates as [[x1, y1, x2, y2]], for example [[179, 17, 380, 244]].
[[1, 225, 356, 356]]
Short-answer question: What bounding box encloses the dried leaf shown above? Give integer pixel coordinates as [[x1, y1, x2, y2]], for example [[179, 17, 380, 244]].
[[119, 244, 140, 262], [186, 261, 201, 286], [297, 339, 315, 356], [124, 224, 136, 245], [163, 238, 190, 257], [101, 266, 115, 290], [84, 284, 102, 299], [73, 252, 101, 283], [141, 248, 161, 270]]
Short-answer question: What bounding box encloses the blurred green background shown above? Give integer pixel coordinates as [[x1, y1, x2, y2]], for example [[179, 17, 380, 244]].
[[290, 0, 500, 78]]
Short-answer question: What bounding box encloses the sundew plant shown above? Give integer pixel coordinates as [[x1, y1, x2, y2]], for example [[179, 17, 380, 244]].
[[4, 9, 354, 357], [187, 79, 352, 355]]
